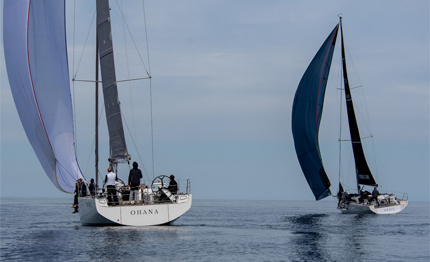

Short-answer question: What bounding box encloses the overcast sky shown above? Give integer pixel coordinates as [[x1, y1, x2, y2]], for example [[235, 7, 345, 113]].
[[1, 0, 429, 203]]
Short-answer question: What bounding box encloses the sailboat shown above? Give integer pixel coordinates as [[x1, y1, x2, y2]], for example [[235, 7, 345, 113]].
[[3, 0, 192, 225], [291, 17, 408, 214]]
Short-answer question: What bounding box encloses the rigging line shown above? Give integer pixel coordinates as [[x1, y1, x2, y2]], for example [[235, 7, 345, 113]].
[[83, 103, 105, 180], [73, 10, 96, 79], [72, 81, 78, 153], [121, 111, 152, 182], [337, 49, 344, 186], [337, 85, 362, 90], [113, 0, 150, 76], [343, 46, 377, 180], [150, 77, 155, 179], [344, 42, 374, 136], [73, 77, 150, 83], [72, 79, 101, 83], [98, 169, 104, 187], [72, 0, 78, 155], [339, 136, 373, 141], [142, 0, 151, 74], [371, 140, 379, 179], [119, 0, 137, 142], [72, 0, 76, 83], [116, 77, 151, 82]]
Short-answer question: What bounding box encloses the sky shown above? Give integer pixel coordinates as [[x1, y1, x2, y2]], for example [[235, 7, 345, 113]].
[[1, 0, 429, 203]]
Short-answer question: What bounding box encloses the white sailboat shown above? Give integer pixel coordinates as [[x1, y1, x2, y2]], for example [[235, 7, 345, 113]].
[[291, 17, 408, 214], [3, 0, 192, 225]]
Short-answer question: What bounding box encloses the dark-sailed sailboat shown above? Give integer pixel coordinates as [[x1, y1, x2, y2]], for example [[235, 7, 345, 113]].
[[4, 0, 192, 225], [291, 17, 408, 214]]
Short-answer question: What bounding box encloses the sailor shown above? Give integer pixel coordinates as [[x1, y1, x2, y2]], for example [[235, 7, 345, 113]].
[[342, 191, 349, 204], [359, 189, 365, 204], [72, 178, 87, 213], [88, 178, 96, 196], [128, 162, 143, 204], [104, 167, 119, 206], [168, 175, 178, 194], [337, 190, 343, 207], [371, 185, 380, 205]]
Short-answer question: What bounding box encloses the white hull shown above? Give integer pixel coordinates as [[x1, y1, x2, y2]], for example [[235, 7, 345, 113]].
[[369, 200, 408, 214], [339, 200, 408, 215], [78, 194, 192, 226]]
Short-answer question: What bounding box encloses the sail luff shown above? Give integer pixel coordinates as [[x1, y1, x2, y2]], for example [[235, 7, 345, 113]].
[[96, 0, 130, 164], [292, 24, 339, 201], [340, 19, 377, 187]]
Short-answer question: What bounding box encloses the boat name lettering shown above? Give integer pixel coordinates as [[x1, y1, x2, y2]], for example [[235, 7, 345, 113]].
[[130, 209, 159, 215], [358, 174, 370, 180]]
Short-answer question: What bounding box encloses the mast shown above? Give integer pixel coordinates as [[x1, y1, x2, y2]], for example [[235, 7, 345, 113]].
[[95, 33, 99, 188], [96, 0, 130, 166], [339, 17, 377, 189]]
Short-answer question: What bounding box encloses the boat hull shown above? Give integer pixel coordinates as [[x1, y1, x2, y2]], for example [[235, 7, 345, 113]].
[[339, 200, 408, 215], [78, 194, 192, 226], [369, 200, 408, 214], [339, 202, 374, 214]]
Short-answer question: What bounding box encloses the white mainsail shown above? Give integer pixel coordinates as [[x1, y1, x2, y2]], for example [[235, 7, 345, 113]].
[[3, 0, 84, 193]]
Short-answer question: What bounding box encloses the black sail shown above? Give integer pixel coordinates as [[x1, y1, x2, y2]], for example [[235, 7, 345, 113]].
[[340, 19, 376, 186], [291, 25, 339, 200], [96, 0, 129, 164]]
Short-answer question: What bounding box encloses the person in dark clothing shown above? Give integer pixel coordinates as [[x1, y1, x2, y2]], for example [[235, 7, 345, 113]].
[[73, 180, 79, 213], [128, 162, 143, 203], [371, 185, 380, 205], [359, 189, 369, 204], [72, 178, 87, 213], [168, 175, 178, 194], [342, 191, 350, 204], [337, 190, 343, 207], [89, 178, 96, 196]]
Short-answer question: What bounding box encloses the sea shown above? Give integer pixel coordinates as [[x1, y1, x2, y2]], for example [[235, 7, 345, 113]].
[[0, 198, 428, 262]]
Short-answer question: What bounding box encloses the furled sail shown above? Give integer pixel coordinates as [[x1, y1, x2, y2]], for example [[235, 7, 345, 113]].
[[3, 0, 84, 193], [96, 0, 130, 164], [291, 25, 339, 200], [340, 20, 376, 186]]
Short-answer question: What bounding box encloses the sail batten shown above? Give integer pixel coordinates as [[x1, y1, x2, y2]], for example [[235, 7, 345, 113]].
[[292, 25, 339, 201]]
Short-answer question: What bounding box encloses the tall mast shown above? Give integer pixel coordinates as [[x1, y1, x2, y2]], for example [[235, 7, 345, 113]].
[[340, 17, 377, 190], [95, 32, 99, 187]]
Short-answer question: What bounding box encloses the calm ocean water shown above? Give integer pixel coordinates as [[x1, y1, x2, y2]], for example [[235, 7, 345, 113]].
[[0, 198, 428, 262]]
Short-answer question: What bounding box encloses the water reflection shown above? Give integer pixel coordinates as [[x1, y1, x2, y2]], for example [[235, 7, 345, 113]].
[[284, 214, 328, 261], [283, 212, 381, 261], [84, 225, 186, 261], [340, 214, 375, 258]]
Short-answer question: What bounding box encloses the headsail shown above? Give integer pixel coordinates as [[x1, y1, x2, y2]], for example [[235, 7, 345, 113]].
[[339, 19, 376, 186], [3, 0, 84, 193], [291, 25, 339, 200], [96, 0, 130, 164]]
